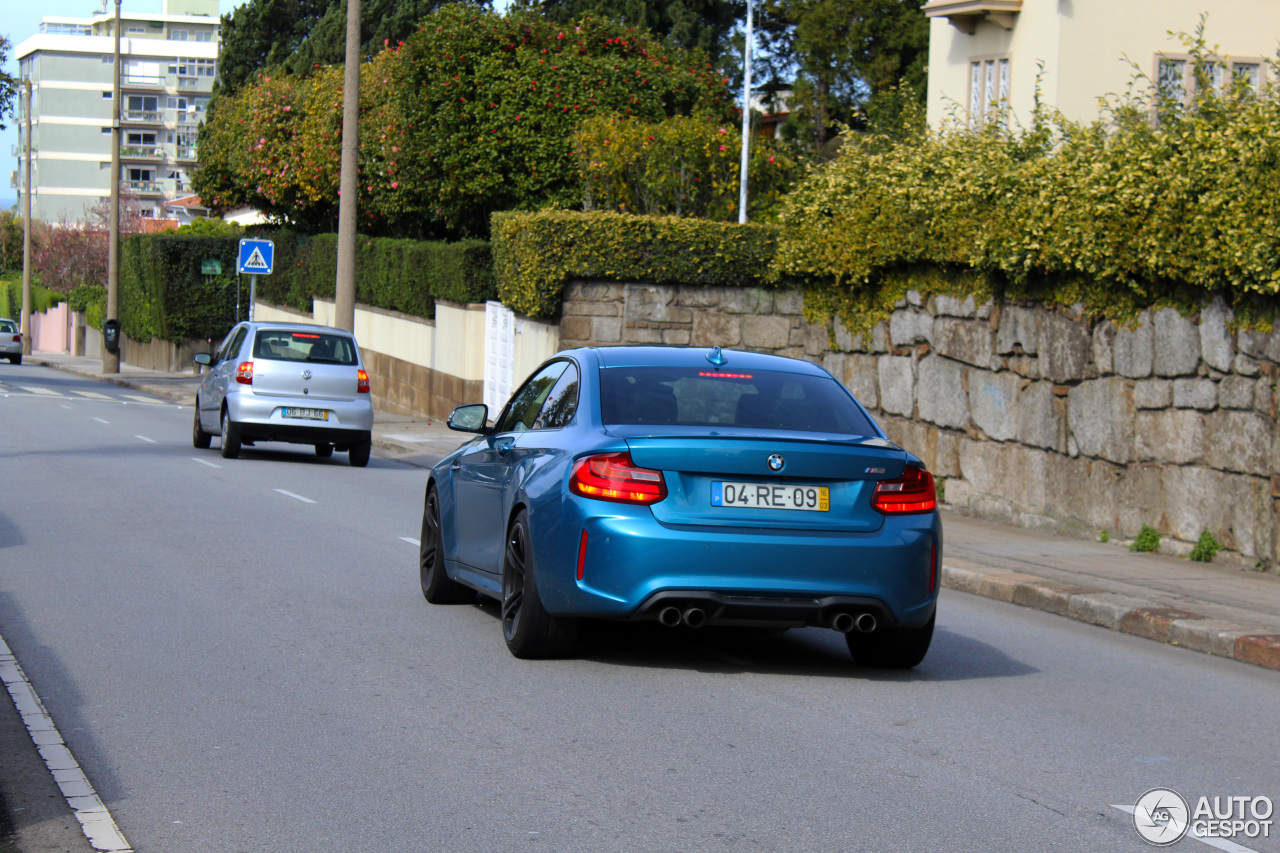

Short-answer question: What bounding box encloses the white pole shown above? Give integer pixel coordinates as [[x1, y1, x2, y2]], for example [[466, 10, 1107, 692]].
[[737, 0, 754, 224]]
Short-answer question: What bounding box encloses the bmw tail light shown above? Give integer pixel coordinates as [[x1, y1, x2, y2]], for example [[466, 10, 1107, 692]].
[[357, 369, 370, 393], [872, 465, 937, 514], [235, 361, 254, 385], [570, 452, 667, 505]]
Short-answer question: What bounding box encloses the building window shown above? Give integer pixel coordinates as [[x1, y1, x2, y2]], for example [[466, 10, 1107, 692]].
[[127, 95, 158, 112], [969, 57, 1009, 128], [126, 167, 154, 182], [126, 131, 157, 146], [127, 26, 144, 34], [102, 55, 113, 63], [101, 127, 111, 134], [102, 91, 113, 99], [1156, 54, 1265, 118], [171, 29, 188, 41], [195, 58, 216, 77], [195, 31, 213, 42]]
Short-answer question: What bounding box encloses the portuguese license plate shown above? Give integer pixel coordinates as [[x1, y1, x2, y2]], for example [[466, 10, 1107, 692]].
[[284, 407, 329, 421], [711, 482, 829, 511]]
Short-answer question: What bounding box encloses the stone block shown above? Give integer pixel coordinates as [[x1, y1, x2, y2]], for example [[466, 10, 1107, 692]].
[[1133, 379, 1171, 409], [1238, 326, 1280, 362], [969, 370, 1021, 441], [1012, 581, 1104, 617], [935, 431, 960, 477], [889, 309, 933, 346], [1234, 635, 1280, 670], [846, 354, 879, 410], [1006, 355, 1039, 379], [916, 356, 969, 429], [1204, 410, 1273, 476], [627, 325, 664, 344], [567, 281, 624, 302], [1162, 466, 1229, 543], [661, 328, 691, 345], [1119, 608, 1205, 643], [1113, 311, 1154, 378], [1017, 382, 1063, 450], [870, 322, 891, 353], [1218, 375, 1253, 409], [1199, 297, 1235, 372], [933, 318, 994, 369], [833, 317, 859, 352], [907, 289, 924, 307], [742, 315, 792, 350], [878, 356, 915, 416], [1256, 379, 1274, 415], [562, 300, 620, 317], [677, 286, 726, 308], [995, 305, 1039, 354], [592, 316, 622, 342], [1235, 354, 1261, 377], [932, 294, 979, 318], [1172, 378, 1216, 410], [1115, 463, 1166, 538], [1169, 620, 1255, 657], [1134, 409, 1204, 464], [804, 321, 829, 356], [559, 315, 591, 342], [1153, 307, 1202, 376], [1092, 322, 1116, 375], [691, 312, 741, 347], [721, 288, 773, 314], [956, 440, 1045, 514], [1038, 311, 1091, 383], [624, 285, 677, 323], [1067, 377, 1134, 464], [775, 290, 804, 315], [1068, 593, 1153, 630]]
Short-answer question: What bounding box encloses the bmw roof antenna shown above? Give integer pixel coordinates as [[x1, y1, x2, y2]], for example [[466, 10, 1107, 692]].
[[706, 346, 728, 367]]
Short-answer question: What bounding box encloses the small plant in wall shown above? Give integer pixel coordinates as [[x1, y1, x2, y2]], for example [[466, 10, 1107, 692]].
[[1130, 524, 1161, 553], [1189, 530, 1222, 563], [1098, 529, 1110, 543]]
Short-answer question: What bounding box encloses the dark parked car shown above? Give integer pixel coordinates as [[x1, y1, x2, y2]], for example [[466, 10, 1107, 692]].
[[419, 346, 941, 666]]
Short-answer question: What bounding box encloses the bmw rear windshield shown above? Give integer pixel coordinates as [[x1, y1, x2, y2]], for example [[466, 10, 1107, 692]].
[[599, 366, 878, 436], [253, 330, 358, 366]]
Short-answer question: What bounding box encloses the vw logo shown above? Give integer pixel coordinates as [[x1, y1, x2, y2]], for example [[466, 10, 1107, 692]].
[[767, 454, 785, 472], [302, 370, 312, 380]]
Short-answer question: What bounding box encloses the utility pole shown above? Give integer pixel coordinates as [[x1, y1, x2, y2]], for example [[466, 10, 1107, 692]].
[[20, 78, 32, 357], [333, 0, 361, 332], [737, 0, 754, 225], [104, 0, 122, 373]]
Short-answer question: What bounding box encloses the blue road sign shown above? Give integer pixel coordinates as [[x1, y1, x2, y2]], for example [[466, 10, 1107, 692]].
[[238, 239, 274, 275]]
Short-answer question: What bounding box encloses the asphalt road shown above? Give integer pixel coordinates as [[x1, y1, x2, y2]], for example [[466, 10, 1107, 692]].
[[2, 361, 1278, 853]]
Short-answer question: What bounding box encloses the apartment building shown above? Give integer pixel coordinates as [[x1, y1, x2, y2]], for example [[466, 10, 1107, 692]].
[[923, 0, 1280, 130], [12, 0, 220, 224]]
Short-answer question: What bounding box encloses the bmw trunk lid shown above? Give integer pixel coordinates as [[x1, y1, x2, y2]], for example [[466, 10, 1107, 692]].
[[620, 433, 908, 532]]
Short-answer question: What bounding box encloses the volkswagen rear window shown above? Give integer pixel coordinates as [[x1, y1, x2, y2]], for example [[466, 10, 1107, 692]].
[[599, 366, 878, 436], [253, 330, 357, 365]]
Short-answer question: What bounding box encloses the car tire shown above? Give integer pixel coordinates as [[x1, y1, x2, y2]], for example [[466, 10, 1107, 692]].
[[315, 443, 333, 458], [192, 400, 212, 449], [11, 354, 20, 365], [219, 408, 242, 459], [348, 438, 371, 467], [845, 611, 935, 669], [420, 484, 473, 604], [501, 510, 578, 659]]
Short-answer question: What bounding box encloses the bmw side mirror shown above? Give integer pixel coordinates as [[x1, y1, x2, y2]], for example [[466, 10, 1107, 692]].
[[448, 404, 490, 434], [194, 353, 212, 366]]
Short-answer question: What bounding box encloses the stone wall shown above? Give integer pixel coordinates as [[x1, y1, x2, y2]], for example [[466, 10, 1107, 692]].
[[557, 281, 1280, 567]]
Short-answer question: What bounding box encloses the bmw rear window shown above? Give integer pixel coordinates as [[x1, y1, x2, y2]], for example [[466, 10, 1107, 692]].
[[253, 330, 358, 365], [599, 366, 878, 436]]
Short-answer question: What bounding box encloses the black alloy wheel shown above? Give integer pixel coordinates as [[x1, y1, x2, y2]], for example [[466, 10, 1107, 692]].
[[419, 484, 473, 604], [500, 510, 578, 659]]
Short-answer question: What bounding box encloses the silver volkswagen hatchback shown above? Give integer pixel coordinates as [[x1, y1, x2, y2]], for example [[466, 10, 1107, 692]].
[[193, 321, 375, 466]]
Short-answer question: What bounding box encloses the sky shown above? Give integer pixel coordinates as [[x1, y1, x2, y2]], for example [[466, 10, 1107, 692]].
[[1, 0, 246, 210]]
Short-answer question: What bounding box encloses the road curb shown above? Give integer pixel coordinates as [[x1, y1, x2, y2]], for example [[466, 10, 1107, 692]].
[[942, 565, 1280, 673]]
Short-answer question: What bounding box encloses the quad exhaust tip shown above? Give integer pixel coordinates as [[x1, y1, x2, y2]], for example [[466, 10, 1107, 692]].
[[831, 612, 878, 633], [681, 607, 706, 629], [658, 606, 683, 628]]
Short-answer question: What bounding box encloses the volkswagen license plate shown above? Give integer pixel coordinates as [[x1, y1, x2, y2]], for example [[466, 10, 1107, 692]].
[[711, 482, 829, 511], [284, 407, 328, 421]]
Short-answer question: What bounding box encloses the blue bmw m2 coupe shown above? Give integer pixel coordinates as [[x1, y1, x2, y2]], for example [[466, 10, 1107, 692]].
[[419, 346, 941, 666]]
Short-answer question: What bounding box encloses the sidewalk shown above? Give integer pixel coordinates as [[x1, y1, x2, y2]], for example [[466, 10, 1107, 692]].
[[26, 350, 1280, 674]]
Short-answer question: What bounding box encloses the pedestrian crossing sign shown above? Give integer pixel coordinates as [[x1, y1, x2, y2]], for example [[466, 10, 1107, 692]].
[[238, 239, 274, 275]]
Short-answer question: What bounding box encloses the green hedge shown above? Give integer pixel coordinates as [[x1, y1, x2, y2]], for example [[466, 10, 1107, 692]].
[[116, 232, 494, 343], [0, 274, 66, 319], [492, 210, 784, 318]]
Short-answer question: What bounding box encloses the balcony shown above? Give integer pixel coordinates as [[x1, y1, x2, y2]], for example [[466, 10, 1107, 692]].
[[120, 110, 164, 126], [177, 76, 199, 90], [175, 147, 198, 162], [923, 0, 1021, 33], [122, 180, 162, 197], [122, 75, 164, 91], [121, 146, 165, 161]]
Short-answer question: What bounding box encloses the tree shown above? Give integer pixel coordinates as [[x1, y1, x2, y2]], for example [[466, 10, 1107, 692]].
[[755, 0, 928, 149], [0, 35, 18, 131], [32, 197, 146, 294], [215, 0, 486, 96], [194, 4, 734, 238], [519, 0, 745, 67]]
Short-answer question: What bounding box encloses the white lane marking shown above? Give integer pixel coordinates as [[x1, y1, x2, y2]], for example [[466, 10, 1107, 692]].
[[60, 404, 72, 410], [92, 417, 110, 425], [135, 435, 156, 444], [274, 489, 316, 504], [21, 386, 62, 396], [1111, 805, 1262, 852], [73, 390, 113, 400], [401, 537, 421, 546], [122, 395, 158, 403], [0, 633, 134, 852], [192, 457, 222, 468]]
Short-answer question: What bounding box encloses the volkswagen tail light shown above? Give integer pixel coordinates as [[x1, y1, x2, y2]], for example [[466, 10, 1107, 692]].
[[235, 361, 254, 385]]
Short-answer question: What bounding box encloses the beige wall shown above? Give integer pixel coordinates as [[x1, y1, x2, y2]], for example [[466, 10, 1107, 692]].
[[927, 0, 1280, 129]]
